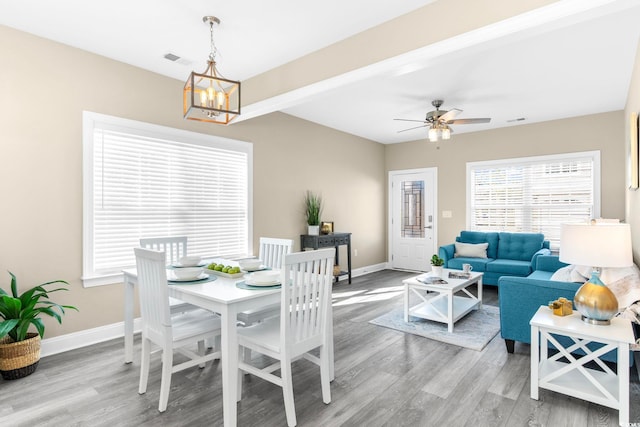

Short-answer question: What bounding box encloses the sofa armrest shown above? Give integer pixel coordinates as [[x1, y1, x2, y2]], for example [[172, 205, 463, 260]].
[[439, 244, 455, 267], [498, 276, 581, 344], [534, 255, 568, 273], [530, 247, 551, 271]]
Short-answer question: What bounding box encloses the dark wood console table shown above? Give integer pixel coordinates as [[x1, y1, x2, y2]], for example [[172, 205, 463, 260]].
[[300, 232, 352, 284]]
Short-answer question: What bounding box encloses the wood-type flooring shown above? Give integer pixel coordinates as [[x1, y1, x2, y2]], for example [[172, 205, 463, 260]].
[[1, 269, 638, 426]]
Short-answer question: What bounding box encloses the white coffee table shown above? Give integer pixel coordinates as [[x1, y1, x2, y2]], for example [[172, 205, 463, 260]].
[[403, 269, 483, 332], [530, 306, 635, 426]]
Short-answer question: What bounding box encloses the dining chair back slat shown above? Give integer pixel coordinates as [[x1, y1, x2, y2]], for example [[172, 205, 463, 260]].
[[140, 236, 188, 266]]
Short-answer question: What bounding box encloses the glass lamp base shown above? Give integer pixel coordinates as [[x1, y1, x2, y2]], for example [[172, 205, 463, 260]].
[[573, 271, 618, 326]]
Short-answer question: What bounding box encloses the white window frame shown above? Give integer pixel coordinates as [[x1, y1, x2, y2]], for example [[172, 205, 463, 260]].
[[466, 151, 600, 249], [82, 111, 253, 287]]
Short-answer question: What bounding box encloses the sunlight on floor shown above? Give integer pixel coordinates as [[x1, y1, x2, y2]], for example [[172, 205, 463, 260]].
[[332, 285, 404, 306]]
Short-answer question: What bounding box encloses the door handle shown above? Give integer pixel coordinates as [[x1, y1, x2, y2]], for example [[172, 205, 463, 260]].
[[424, 226, 433, 229]]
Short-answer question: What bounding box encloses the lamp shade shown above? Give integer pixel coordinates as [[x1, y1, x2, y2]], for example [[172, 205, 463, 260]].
[[559, 222, 632, 268]]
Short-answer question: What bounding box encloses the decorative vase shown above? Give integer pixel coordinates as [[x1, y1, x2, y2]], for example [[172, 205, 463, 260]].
[[308, 225, 320, 236], [0, 332, 41, 380], [431, 266, 443, 277], [573, 271, 618, 325]]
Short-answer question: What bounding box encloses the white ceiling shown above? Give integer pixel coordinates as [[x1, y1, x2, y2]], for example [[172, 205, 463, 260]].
[[2, 0, 640, 144]]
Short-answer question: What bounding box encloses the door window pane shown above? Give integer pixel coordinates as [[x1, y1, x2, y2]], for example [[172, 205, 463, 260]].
[[401, 180, 424, 238]]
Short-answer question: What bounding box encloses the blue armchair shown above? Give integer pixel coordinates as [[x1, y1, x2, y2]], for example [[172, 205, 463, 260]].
[[498, 255, 634, 366]]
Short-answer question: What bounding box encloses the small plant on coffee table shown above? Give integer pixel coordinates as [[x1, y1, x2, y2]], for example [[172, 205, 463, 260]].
[[430, 254, 444, 267]]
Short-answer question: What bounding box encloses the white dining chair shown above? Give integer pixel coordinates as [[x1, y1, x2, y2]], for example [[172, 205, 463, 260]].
[[134, 247, 221, 412], [237, 237, 293, 326], [140, 236, 200, 313], [237, 248, 335, 427], [259, 237, 293, 269], [139, 236, 188, 266]]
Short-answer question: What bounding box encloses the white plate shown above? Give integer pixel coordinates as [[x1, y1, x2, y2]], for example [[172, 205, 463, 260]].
[[169, 273, 208, 282], [246, 270, 280, 284], [245, 279, 280, 287]]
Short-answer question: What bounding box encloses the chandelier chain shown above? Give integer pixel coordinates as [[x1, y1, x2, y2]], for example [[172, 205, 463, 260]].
[[209, 20, 218, 62]]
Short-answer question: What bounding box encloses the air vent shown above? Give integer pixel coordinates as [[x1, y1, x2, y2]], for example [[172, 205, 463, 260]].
[[164, 53, 181, 62]]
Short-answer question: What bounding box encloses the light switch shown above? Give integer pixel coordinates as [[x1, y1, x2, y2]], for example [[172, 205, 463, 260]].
[[442, 210, 452, 218]]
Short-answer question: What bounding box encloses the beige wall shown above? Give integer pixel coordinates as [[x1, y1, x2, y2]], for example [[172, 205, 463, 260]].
[[625, 41, 640, 262], [0, 25, 385, 338], [1, 19, 630, 341], [386, 111, 626, 248]]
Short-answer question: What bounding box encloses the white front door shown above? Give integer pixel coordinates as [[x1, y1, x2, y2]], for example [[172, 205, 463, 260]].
[[389, 168, 437, 271]]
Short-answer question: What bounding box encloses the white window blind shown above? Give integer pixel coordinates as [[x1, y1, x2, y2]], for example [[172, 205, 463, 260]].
[[83, 112, 252, 287], [467, 151, 600, 249]]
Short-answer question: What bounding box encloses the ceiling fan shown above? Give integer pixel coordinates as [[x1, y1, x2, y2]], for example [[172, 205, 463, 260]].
[[394, 99, 491, 141]]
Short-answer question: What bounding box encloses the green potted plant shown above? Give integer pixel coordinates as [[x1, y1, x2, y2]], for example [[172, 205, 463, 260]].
[[430, 254, 444, 277], [304, 190, 323, 235], [0, 272, 77, 380]]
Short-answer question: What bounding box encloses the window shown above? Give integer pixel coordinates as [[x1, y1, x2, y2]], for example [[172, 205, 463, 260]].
[[82, 112, 252, 287], [467, 151, 600, 249]]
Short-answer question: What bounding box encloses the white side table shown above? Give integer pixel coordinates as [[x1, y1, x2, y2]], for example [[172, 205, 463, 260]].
[[530, 306, 635, 426]]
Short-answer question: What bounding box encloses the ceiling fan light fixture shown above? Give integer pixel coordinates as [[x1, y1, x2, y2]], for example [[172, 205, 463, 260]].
[[183, 16, 241, 125], [428, 126, 439, 142], [441, 126, 451, 140]]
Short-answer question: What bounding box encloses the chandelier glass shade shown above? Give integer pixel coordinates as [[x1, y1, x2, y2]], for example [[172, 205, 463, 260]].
[[183, 16, 241, 125]]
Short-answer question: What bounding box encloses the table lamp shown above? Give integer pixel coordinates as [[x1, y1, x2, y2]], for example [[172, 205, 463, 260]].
[[559, 221, 632, 325]]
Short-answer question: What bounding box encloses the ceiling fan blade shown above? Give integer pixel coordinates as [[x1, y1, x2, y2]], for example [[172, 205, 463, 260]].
[[394, 118, 428, 123], [446, 118, 491, 125], [438, 108, 462, 122], [397, 124, 429, 133]]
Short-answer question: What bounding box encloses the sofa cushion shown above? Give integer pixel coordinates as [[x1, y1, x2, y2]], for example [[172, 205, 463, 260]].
[[457, 231, 499, 259], [486, 259, 532, 276], [497, 232, 544, 261], [447, 257, 493, 272], [454, 242, 489, 258]]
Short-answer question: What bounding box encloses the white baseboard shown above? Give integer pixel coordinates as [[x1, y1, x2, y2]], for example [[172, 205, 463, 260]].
[[350, 262, 388, 277], [41, 318, 141, 358], [41, 262, 387, 358]]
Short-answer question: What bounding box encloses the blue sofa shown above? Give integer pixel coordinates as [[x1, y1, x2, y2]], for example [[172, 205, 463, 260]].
[[499, 255, 634, 366], [439, 231, 551, 285]]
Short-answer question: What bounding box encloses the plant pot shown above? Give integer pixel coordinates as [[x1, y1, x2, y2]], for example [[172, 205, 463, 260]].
[[431, 266, 443, 277], [308, 225, 320, 236], [0, 333, 41, 380]]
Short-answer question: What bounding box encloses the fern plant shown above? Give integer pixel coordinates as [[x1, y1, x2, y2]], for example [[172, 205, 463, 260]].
[[0, 272, 77, 342]]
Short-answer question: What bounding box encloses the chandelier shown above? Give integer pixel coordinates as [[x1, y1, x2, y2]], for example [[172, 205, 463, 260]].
[[183, 16, 241, 125], [428, 123, 451, 142]]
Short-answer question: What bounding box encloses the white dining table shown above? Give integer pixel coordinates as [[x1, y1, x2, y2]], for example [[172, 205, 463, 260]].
[[122, 267, 334, 427]]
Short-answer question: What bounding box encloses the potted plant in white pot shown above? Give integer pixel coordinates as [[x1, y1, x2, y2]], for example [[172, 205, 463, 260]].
[[430, 254, 444, 277], [304, 191, 323, 235], [0, 272, 77, 380]]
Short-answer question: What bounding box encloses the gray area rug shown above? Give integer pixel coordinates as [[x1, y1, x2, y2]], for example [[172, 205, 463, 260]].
[[369, 305, 500, 351]]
